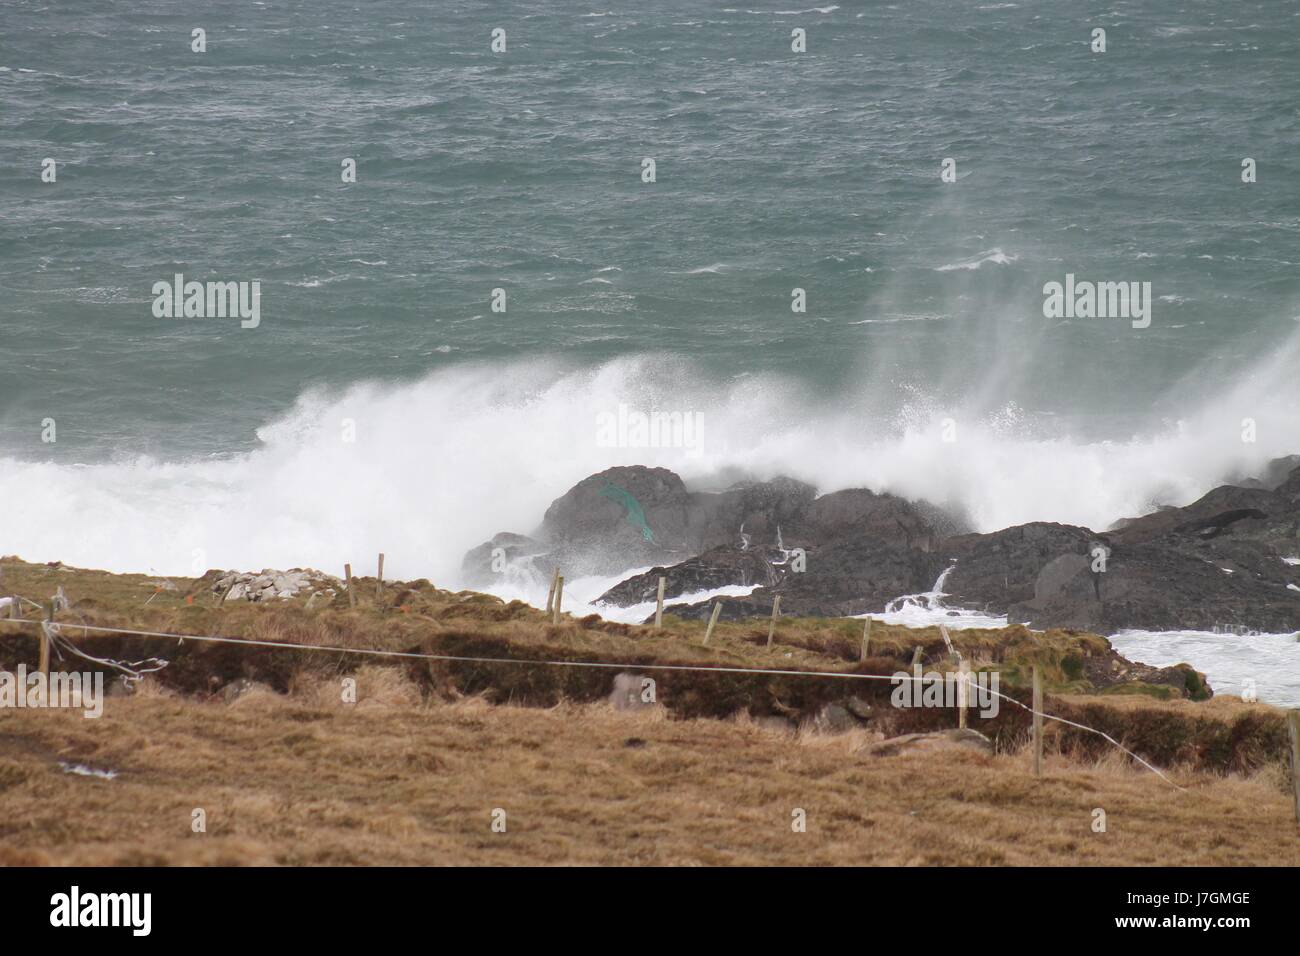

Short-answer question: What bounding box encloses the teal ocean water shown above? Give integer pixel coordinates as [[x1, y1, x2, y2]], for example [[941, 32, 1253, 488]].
[[2, 0, 1299, 593]]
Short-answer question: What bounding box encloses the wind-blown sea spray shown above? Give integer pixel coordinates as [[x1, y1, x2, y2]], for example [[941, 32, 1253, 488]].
[[2, 338, 1300, 587]]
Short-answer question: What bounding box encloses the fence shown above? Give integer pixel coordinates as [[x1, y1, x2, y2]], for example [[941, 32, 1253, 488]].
[[4, 572, 1300, 815]]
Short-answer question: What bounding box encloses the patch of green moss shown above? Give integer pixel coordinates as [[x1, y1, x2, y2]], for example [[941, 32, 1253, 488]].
[[1061, 653, 1084, 681], [1178, 665, 1211, 702], [1099, 682, 1176, 701]]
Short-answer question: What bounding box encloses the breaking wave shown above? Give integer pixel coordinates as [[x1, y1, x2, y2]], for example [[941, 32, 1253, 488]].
[[3, 332, 1300, 590]]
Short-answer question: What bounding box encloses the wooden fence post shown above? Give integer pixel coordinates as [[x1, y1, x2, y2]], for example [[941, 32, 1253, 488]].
[[345, 564, 356, 609], [940, 623, 958, 662], [9, 595, 19, 621], [39, 599, 53, 678], [552, 576, 564, 625], [1288, 710, 1300, 825], [376, 552, 385, 600], [654, 576, 666, 630], [1032, 665, 1043, 777], [861, 616, 871, 662], [957, 659, 969, 730], [766, 596, 781, 647], [545, 568, 559, 615], [703, 602, 722, 645]]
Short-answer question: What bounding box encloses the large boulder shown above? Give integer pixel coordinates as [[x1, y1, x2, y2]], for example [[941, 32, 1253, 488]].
[[795, 488, 955, 551], [538, 466, 696, 575], [939, 522, 1100, 614]]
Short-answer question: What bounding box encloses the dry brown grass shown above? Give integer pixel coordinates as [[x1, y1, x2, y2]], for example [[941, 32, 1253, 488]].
[[2, 556, 1297, 866], [1, 674, 1297, 867], [3, 555, 1289, 776], [0, 556, 1117, 684]]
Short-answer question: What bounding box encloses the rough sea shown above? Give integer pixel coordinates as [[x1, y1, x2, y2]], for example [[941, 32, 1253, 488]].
[[3, 1, 1298, 700]]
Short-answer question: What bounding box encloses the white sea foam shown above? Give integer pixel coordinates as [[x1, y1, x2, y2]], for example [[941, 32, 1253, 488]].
[[1108, 629, 1300, 707], [862, 565, 1009, 630], [934, 248, 1017, 271], [4, 349, 1299, 701], [3, 330, 1300, 601]]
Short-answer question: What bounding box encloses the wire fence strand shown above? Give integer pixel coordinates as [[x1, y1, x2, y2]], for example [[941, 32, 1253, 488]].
[[2, 615, 1185, 788]]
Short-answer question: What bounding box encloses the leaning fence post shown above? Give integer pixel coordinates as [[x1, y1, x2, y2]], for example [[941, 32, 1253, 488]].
[[940, 623, 958, 662], [861, 616, 871, 662], [1288, 710, 1300, 825], [766, 596, 781, 647], [345, 564, 356, 609], [545, 568, 559, 615], [654, 576, 666, 630], [376, 552, 385, 600], [1032, 665, 1043, 777], [703, 602, 722, 645], [957, 659, 969, 730], [551, 575, 564, 625]]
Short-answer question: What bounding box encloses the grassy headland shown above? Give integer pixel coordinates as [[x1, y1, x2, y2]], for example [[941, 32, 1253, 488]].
[[0, 557, 1296, 865]]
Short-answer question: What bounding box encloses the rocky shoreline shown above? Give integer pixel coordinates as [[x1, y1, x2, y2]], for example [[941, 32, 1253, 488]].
[[462, 457, 1300, 636]]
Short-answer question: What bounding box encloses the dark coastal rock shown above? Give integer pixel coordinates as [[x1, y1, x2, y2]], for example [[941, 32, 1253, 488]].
[[773, 539, 949, 616], [939, 522, 1100, 613], [797, 488, 953, 550], [935, 504, 1300, 633], [464, 465, 967, 583], [660, 540, 947, 621], [1008, 542, 1300, 634], [1223, 455, 1300, 491], [463, 468, 819, 579], [460, 532, 548, 587], [466, 459, 1300, 635], [595, 546, 779, 607], [538, 466, 696, 575], [1108, 485, 1280, 545], [931, 472, 1300, 633], [595, 488, 962, 620], [1012, 470, 1300, 632], [695, 476, 818, 551]]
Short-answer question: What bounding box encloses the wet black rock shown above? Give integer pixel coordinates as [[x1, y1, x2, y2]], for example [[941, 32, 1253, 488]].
[[466, 460, 1300, 635], [595, 546, 780, 607], [660, 540, 947, 621]]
